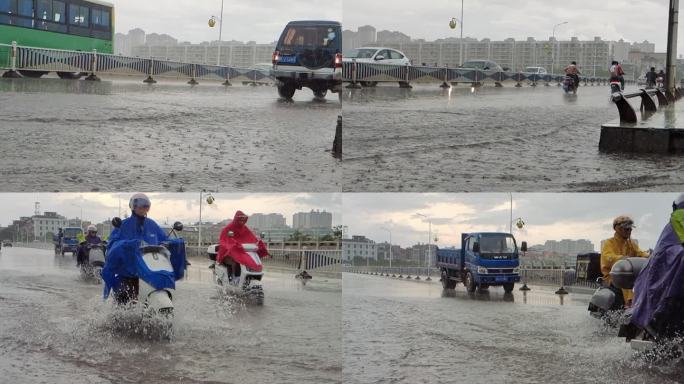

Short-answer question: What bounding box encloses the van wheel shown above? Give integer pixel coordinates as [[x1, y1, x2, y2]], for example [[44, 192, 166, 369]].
[[503, 283, 514, 293], [313, 89, 327, 99], [465, 272, 476, 293], [278, 83, 295, 99]]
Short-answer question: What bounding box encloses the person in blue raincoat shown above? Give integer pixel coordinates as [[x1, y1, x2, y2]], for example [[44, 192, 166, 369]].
[[631, 194, 684, 338], [102, 193, 168, 304]]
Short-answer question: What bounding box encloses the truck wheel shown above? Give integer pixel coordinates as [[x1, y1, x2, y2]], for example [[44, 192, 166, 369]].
[[465, 272, 477, 293], [503, 283, 514, 293], [441, 270, 456, 290], [277, 83, 296, 99]]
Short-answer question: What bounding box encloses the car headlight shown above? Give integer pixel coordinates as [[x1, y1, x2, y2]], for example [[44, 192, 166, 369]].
[[477, 266, 488, 274]]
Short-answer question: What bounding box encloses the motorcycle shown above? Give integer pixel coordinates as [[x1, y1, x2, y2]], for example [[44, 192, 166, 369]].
[[656, 76, 664, 89], [79, 242, 106, 283], [295, 270, 313, 286], [207, 232, 265, 305], [562, 75, 577, 94], [104, 218, 187, 340]]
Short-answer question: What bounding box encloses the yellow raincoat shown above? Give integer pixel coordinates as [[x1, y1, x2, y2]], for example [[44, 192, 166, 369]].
[[601, 233, 649, 303]]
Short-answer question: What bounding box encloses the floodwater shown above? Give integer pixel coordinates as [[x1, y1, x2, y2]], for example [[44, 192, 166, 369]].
[[0, 246, 342, 383], [0, 78, 341, 192], [343, 273, 683, 384], [342, 84, 684, 192]]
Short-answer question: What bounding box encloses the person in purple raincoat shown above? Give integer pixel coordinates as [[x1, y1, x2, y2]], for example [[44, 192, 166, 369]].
[[630, 194, 684, 338]]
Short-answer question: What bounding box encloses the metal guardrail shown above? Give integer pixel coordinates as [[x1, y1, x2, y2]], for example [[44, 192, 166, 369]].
[[342, 60, 616, 88], [345, 265, 599, 293], [611, 86, 684, 124], [0, 42, 273, 85], [260, 248, 342, 273]]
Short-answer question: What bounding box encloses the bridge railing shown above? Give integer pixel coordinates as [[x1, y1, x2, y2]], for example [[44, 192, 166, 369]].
[[342, 60, 614, 88], [344, 265, 599, 292], [0, 42, 273, 84], [610, 87, 684, 124], [264, 249, 341, 273]]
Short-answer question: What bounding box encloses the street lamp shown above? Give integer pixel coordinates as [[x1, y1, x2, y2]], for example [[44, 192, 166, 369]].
[[551, 21, 568, 75], [381, 226, 392, 270], [508, 193, 525, 233], [71, 202, 83, 230], [208, 0, 225, 66], [416, 213, 432, 279], [198, 190, 215, 257], [449, 0, 465, 65]]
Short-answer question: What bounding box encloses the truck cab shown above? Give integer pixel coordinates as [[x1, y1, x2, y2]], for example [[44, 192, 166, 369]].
[[57, 227, 83, 256], [437, 232, 526, 293]]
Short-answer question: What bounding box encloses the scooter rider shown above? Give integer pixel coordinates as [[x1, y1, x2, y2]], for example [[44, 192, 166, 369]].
[[216, 211, 268, 284], [76, 225, 103, 267], [630, 194, 684, 338], [102, 193, 168, 304], [601, 215, 649, 308], [563, 61, 581, 94]]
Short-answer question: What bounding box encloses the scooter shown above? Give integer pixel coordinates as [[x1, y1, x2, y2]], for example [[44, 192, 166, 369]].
[[587, 257, 649, 327], [207, 232, 265, 305], [599, 257, 658, 352], [295, 270, 313, 286], [656, 76, 664, 89], [79, 242, 106, 283], [562, 75, 576, 94], [105, 218, 186, 339], [610, 78, 622, 94]]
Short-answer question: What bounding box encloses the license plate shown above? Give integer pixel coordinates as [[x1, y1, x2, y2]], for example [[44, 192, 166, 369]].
[[496, 276, 507, 282], [279, 56, 297, 64]]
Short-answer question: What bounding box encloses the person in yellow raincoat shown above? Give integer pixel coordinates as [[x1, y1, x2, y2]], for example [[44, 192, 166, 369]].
[[601, 215, 649, 308], [672, 194, 684, 244]]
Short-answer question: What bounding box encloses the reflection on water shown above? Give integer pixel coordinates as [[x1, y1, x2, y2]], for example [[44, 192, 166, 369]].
[[342, 85, 684, 192], [0, 78, 340, 192]]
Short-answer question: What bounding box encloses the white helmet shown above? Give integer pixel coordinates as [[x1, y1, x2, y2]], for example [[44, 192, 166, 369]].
[[87, 225, 97, 233], [129, 193, 151, 210], [674, 193, 684, 211]]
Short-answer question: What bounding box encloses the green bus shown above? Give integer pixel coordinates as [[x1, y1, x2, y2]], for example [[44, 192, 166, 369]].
[[1, 0, 114, 77]]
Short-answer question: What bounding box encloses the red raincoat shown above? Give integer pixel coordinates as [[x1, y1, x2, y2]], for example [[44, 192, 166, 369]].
[[216, 211, 268, 272]]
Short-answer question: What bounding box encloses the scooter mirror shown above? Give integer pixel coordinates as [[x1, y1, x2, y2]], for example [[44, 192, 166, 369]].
[[173, 221, 184, 231], [520, 241, 528, 252], [111, 217, 122, 228], [260, 232, 266, 239]]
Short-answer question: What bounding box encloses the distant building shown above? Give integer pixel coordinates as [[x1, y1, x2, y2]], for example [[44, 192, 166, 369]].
[[248, 213, 287, 230], [293, 210, 332, 230], [31, 211, 67, 241], [342, 235, 377, 261]]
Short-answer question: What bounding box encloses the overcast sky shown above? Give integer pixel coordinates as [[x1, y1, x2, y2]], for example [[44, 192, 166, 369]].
[[344, 0, 678, 52], [343, 193, 681, 250], [0, 193, 341, 228], [111, 0, 341, 44]]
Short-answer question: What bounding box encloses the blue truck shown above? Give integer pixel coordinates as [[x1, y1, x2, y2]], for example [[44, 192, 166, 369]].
[[436, 232, 527, 293], [55, 227, 83, 256]]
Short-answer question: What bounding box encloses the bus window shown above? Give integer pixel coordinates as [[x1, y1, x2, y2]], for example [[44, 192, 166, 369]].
[[15, 0, 31, 27], [37, 0, 50, 20], [0, 0, 17, 14], [52, 0, 63, 23], [101, 9, 109, 27], [69, 3, 88, 26]]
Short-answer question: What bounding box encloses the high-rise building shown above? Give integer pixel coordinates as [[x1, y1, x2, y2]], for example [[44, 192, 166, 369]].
[[293, 210, 333, 230], [248, 213, 287, 230]]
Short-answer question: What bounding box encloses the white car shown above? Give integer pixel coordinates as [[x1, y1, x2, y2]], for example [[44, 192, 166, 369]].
[[523, 66, 547, 75], [343, 47, 410, 65]]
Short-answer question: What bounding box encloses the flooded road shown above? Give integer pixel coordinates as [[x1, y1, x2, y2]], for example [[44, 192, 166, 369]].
[[342, 85, 684, 192], [0, 78, 340, 192], [0, 246, 342, 383], [343, 273, 682, 384]]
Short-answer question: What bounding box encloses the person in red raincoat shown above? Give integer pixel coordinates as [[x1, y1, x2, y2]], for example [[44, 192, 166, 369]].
[[216, 211, 268, 272]]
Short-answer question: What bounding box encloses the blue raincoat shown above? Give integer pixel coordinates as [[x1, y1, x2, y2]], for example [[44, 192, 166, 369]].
[[102, 214, 186, 299], [631, 217, 684, 336]]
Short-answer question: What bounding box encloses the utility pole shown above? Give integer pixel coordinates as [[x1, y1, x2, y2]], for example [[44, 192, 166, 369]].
[[666, 0, 679, 93]]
